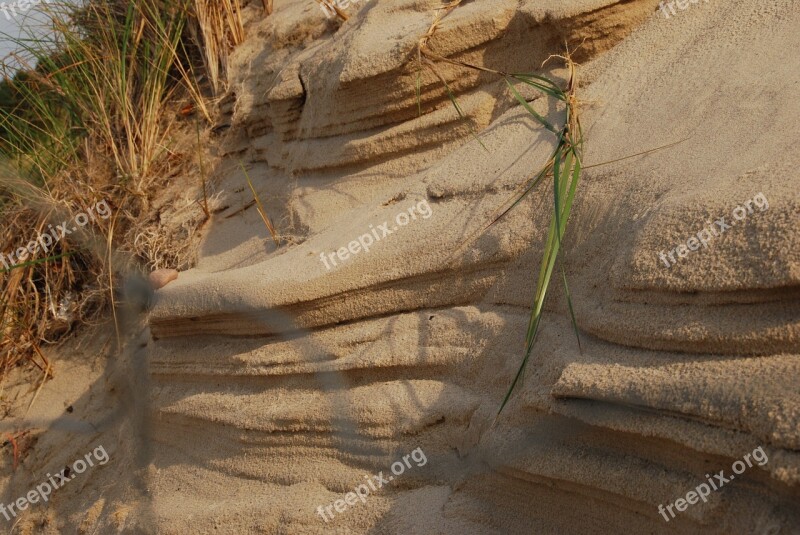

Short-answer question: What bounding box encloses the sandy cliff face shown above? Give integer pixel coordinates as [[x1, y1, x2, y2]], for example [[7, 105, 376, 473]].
[[145, 0, 799, 533]]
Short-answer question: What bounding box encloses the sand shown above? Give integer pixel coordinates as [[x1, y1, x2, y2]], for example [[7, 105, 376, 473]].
[[2, 0, 799, 533]]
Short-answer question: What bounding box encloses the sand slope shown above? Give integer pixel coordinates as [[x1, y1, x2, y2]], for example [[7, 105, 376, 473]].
[[141, 0, 800, 533]]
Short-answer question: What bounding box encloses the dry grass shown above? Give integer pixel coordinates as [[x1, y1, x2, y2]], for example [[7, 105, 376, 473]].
[[240, 162, 280, 246], [190, 0, 246, 95], [0, 0, 253, 378], [0, 169, 118, 372], [315, 0, 349, 21]]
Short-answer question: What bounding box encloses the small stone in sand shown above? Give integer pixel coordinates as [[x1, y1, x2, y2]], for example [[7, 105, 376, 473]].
[[149, 269, 179, 290]]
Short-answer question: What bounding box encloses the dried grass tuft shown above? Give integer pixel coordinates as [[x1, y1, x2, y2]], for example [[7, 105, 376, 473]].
[[0, 0, 245, 378], [190, 0, 246, 95]]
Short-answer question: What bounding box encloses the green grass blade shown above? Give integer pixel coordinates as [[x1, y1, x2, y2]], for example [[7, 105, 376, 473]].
[[509, 72, 563, 92], [553, 149, 562, 243], [498, 215, 557, 414], [504, 77, 558, 134], [553, 146, 573, 247], [561, 265, 581, 352], [535, 220, 560, 319], [0, 252, 75, 274], [488, 158, 553, 227], [560, 151, 581, 231], [439, 75, 488, 151], [509, 74, 565, 101]]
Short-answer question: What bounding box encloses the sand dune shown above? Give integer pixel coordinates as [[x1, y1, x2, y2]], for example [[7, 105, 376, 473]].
[[140, 0, 800, 533], [5, 0, 796, 532]]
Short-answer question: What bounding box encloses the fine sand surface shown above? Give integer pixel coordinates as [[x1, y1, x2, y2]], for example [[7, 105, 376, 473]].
[[3, 0, 799, 533]]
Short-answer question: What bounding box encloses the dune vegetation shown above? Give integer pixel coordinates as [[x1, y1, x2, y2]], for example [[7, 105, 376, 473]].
[[0, 0, 580, 410], [0, 0, 249, 371]]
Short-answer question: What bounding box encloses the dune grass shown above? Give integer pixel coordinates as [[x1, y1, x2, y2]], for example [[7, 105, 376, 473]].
[[190, 0, 246, 95], [417, 4, 584, 414], [1, 1, 212, 188], [0, 0, 253, 373], [0, 0, 201, 370], [497, 62, 583, 413], [240, 162, 280, 245]]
